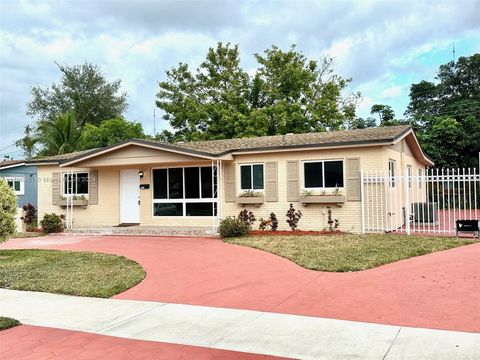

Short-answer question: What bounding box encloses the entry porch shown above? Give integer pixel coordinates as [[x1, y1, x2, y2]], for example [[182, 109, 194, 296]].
[[55, 140, 230, 230]]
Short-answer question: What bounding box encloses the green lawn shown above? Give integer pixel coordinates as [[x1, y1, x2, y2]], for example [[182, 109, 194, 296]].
[[0, 249, 146, 298], [11, 232, 45, 239], [224, 234, 475, 272], [0, 317, 20, 331]]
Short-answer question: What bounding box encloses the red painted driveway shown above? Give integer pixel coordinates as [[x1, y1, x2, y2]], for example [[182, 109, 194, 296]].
[[2, 235, 479, 333], [0, 325, 286, 360]]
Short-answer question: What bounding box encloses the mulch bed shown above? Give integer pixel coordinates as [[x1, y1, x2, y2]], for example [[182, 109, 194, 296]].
[[249, 230, 344, 236]]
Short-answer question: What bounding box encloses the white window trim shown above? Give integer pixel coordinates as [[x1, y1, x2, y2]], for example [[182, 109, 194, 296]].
[[151, 165, 218, 217], [5, 176, 25, 195], [407, 165, 413, 189], [388, 159, 396, 188], [302, 159, 345, 191], [239, 163, 265, 192], [62, 171, 89, 196]]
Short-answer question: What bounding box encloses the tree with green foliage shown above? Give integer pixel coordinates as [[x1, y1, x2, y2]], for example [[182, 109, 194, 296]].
[[27, 62, 128, 126], [0, 178, 17, 242], [14, 125, 38, 159], [78, 117, 146, 150], [36, 111, 82, 155], [370, 104, 395, 124], [405, 53, 480, 168], [348, 117, 377, 129], [156, 43, 359, 141]]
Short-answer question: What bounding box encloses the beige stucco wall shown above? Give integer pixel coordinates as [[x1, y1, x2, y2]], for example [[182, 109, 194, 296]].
[[221, 146, 386, 233], [37, 162, 218, 228], [37, 165, 121, 227], [36, 139, 428, 232]]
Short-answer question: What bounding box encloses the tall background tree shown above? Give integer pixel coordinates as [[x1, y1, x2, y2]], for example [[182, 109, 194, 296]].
[[156, 43, 360, 141], [27, 62, 128, 126], [19, 62, 140, 156], [14, 125, 38, 159], [406, 53, 480, 168], [36, 111, 82, 155], [78, 117, 145, 149]]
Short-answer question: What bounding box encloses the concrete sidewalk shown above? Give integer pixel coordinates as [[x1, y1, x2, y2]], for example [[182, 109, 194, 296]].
[[1, 289, 479, 359]]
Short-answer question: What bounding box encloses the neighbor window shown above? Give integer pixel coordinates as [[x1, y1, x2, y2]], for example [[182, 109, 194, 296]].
[[388, 160, 396, 187], [240, 164, 264, 190], [152, 166, 217, 217], [418, 169, 423, 189], [303, 160, 344, 189], [407, 165, 412, 189], [63, 172, 88, 195], [5, 176, 24, 195]]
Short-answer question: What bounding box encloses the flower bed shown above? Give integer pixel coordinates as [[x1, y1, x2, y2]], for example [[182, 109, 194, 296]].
[[249, 230, 343, 236]]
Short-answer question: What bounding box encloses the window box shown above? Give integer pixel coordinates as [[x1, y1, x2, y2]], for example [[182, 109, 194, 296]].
[[59, 199, 89, 207], [236, 195, 265, 206], [299, 195, 345, 206]]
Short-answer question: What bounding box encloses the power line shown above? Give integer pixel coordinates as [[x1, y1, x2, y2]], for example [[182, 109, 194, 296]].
[[1, 149, 23, 156], [0, 143, 16, 152]]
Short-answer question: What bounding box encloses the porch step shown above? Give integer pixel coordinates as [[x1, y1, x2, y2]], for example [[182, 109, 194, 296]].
[[65, 226, 219, 237]]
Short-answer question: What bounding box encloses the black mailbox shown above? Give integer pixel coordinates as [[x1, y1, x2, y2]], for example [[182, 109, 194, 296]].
[[455, 220, 479, 238]]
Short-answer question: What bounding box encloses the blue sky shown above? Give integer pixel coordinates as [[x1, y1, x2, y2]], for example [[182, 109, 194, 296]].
[[1, 0, 479, 159]]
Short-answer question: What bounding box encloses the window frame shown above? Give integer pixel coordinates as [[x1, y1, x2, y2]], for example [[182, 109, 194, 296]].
[[407, 165, 413, 189], [388, 159, 396, 188], [5, 176, 25, 195], [418, 168, 423, 189], [239, 163, 265, 192], [62, 172, 89, 196], [151, 165, 218, 217], [302, 159, 345, 190]]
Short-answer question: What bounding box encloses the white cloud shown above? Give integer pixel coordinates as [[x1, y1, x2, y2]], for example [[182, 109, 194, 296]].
[[1, 0, 479, 156], [380, 85, 404, 99]]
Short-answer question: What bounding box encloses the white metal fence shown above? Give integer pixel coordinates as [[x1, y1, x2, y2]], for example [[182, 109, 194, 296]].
[[361, 168, 480, 235]]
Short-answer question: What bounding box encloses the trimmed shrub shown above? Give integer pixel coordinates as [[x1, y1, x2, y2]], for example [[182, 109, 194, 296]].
[[219, 216, 251, 238], [270, 212, 278, 231], [258, 212, 279, 231], [286, 204, 302, 231], [0, 178, 17, 242], [21, 203, 37, 226], [238, 209, 256, 225], [40, 213, 64, 234], [326, 207, 340, 232]]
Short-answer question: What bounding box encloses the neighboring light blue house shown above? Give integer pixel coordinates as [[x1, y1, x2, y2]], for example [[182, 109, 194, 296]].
[[0, 160, 37, 208]]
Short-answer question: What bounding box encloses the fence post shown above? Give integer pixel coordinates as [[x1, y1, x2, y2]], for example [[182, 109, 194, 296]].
[[360, 170, 365, 234], [404, 168, 411, 235]]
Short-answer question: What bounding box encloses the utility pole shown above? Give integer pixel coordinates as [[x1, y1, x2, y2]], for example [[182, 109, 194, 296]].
[[452, 43, 456, 63]]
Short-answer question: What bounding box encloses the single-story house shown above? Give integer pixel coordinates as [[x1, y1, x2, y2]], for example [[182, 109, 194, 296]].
[[29, 125, 433, 232]]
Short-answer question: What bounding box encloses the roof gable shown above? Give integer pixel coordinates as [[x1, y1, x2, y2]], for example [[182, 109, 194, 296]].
[[60, 140, 224, 167]]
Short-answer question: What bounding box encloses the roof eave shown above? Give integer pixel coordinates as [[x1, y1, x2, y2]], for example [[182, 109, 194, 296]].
[[59, 139, 222, 167], [0, 162, 26, 170]]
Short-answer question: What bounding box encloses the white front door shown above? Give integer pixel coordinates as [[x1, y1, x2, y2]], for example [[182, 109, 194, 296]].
[[120, 170, 140, 224]]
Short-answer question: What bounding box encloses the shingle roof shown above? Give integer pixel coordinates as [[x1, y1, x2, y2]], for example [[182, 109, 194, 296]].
[[0, 160, 24, 168], [36, 125, 428, 167], [28, 148, 99, 163], [173, 125, 412, 155]]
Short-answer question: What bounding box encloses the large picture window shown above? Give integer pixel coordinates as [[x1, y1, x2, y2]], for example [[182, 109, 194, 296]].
[[152, 166, 217, 217], [240, 164, 264, 190], [303, 160, 344, 189], [63, 172, 89, 195]]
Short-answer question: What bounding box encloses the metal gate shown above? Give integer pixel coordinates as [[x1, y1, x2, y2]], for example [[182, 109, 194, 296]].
[[361, 168, 480, 235]]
